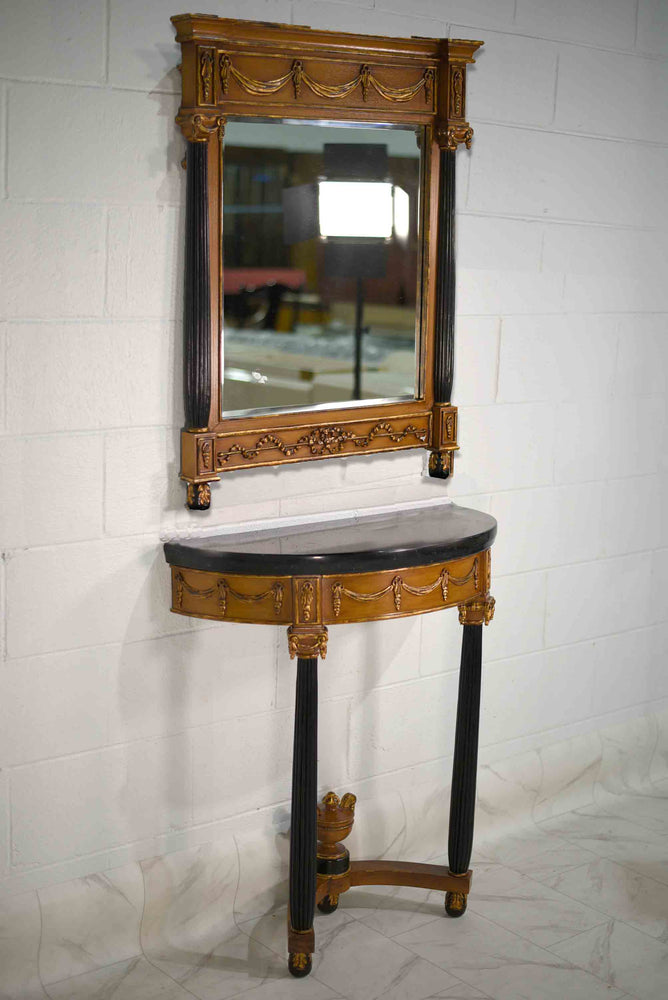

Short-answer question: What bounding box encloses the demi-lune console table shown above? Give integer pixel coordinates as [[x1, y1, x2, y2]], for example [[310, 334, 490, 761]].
[[164, 502, 497, 977]]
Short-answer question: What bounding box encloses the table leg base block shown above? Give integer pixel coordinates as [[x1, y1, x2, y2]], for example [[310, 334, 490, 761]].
[[287, 925, 314, 977], [349, 861, 472, 895], [317, 893, 339, 914], [288, 953, 312, 978], [445, 890, 468, 917]]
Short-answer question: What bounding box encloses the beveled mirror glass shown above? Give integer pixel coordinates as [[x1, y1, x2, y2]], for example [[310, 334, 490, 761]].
[[221, 119, 425, 416]]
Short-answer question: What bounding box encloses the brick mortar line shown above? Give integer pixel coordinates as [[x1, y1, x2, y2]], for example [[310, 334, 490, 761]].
[[0, 75, 667, 148], [1, 619, 665, 760], [2, 197, 665, 232], [2, 500, 667, 555]]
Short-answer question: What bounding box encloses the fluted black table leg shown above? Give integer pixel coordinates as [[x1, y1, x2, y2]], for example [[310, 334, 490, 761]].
[[286, 625, 326, 978], [446, 597, 494, 916]]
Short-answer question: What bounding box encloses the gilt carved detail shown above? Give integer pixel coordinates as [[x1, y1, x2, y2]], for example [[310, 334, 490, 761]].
[[216, 54, 435, 105], [450, 67, 464, 117], [173, 571, 284, 616], [299, 580, 315, 623], [287, 625, 328, 660], [443, 123, 474, 151], [199, 48, 214, 103], [185, 481, 211, 508], [458, 595, 495, 626], [331, 559, 479, 617], [198, 437, 213, 473], [428, 450, 454, 477], [176, 112, 225, 142], [215, 421, 428, 467]]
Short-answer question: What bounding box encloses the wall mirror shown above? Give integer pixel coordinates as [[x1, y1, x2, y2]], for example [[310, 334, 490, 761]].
[[172, 15, 482, 509]]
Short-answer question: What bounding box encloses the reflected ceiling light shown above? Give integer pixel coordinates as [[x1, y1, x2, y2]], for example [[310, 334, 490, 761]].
[[317, 181, 410, 240], [393, 186, 410, 241], [318, 181, 393, 239]]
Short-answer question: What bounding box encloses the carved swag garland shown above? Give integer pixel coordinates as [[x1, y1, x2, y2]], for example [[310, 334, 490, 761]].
[[206, 53, 435, 106]]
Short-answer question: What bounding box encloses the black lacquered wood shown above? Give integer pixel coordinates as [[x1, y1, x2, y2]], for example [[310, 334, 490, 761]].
[[317, 851, 350, 876], [433, 149, 456, 405], [184, 141, 211, 430], [164, 503, 496, 576], [290, 657, 318, 932], [448, 623, 482, 874]]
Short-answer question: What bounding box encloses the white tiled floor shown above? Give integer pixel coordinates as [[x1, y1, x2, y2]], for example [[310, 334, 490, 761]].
[[36, 784, 668, 1000]]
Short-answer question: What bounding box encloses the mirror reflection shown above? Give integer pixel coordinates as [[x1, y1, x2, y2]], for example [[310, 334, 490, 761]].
[[221, 119, 424, 416]]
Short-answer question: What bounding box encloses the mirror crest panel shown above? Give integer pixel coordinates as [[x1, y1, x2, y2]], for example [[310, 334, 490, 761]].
[[171, 14, 482, 510]]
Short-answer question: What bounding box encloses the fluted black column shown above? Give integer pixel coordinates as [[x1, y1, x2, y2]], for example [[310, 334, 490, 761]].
[[433, 148, 456, 407], [429, 147, 456, 482], [183, 141, 211, 431], [448, 623, 482, 874], [289, 657, 318, 932]]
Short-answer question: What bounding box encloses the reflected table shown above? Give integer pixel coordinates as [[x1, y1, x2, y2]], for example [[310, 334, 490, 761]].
[[164, 503, 497, 977]]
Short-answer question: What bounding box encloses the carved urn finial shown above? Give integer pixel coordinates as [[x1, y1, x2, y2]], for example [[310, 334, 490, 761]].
[[317, 791, 357, 847]]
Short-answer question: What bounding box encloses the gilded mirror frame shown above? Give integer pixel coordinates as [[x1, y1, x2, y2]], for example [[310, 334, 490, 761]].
[[172, 14, 482, 510]]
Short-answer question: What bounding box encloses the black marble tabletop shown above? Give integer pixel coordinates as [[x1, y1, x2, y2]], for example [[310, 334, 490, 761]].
[[164, 503, 496, 576]]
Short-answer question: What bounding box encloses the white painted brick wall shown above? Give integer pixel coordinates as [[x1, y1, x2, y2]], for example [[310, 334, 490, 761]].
[[0, 0, 666, 896]]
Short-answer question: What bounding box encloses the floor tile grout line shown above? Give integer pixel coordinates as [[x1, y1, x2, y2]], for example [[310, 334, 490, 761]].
[[379, 810, 668, 953], [133, 855, 182, 997], [539, 907, 668, 998], [42, 955, 141, 991], [33, 890, 51, 999], [337, 833, 667, 990], [397, 901, 640, 999], [539, 920, 613, 953], [589, 798, 668, 838], [241, 900, 488, 999], [138, 855, 211, 1000], [466, 871, 624, 944], [534, 814, 668, 890]]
